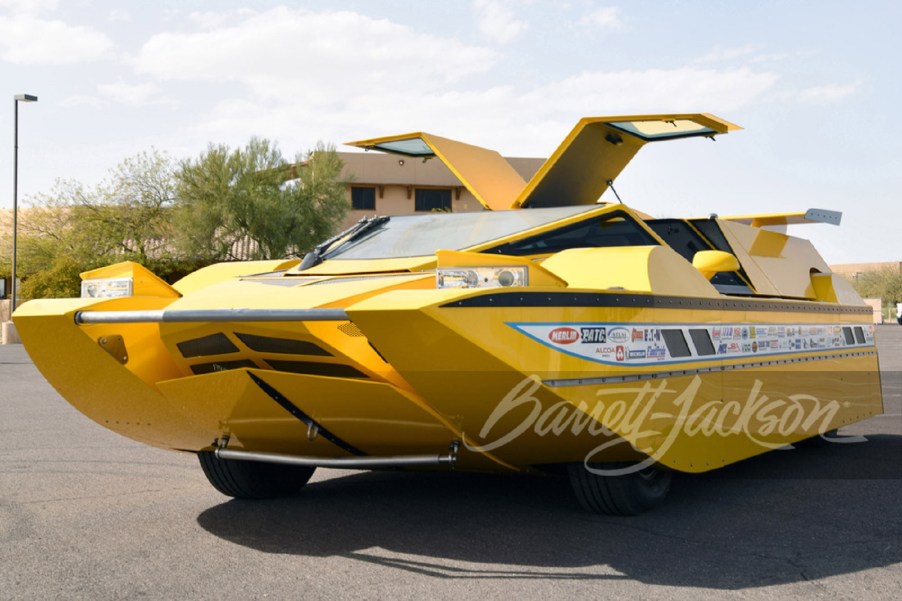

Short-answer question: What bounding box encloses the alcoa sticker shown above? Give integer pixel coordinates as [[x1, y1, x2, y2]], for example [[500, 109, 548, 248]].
[[507, 322, 875, 366]]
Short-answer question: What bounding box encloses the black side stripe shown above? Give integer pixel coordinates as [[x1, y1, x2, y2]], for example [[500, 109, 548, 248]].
[[247, 372, 366, 456], [441, 292, 871, 315]]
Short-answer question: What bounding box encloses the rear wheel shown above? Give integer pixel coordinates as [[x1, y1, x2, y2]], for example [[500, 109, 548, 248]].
[[198, 451, 316, 499], [568, 462, 672, 516]]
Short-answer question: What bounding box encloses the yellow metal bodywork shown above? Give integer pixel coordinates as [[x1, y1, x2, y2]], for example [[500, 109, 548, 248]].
[[14, 244, 882, 473], [346, 288, 880, 471], [82, 262, 181, 298], [717, 209, 841, 228], [173, 259, 300, 294], [718, 219, 839, 299], [12, 112, 883, 477], [540, 245, 718, 295], [692, 250, 741, 280]]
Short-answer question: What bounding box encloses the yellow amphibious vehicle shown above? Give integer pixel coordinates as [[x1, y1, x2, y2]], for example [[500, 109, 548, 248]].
[[14, 114, 883, 515]]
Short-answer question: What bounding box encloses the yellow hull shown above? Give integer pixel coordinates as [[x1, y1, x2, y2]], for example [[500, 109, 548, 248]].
[[11, 114, 886, 515], [14, 274, 882, 474]]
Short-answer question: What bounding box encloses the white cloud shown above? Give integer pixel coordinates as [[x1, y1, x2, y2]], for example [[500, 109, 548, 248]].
[[472, 0, 528, 44], [0, 0, 59, 15], [520, 67, 780, 116], [108, 9, 130, 23], [125, 8, 853, 161], [696, 45, 760, 63], [187, 8, 258, 30], [579, 6, 623, 29], [97, 81, 174, 107], [748, 51, 794, 64], [697, 45, 813, 65], [134, 7, 496, 104], [775, 81, 861, 105], [58, 83, 175, 109], [178, 66, 784, 159], [58, 95, 106, 108], [0, 14, 115, 64]]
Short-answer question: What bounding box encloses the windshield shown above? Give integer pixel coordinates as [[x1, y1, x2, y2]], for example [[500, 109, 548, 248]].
[[322, 206, 595, 260]]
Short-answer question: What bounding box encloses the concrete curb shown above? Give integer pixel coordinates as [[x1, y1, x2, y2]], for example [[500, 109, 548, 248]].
[[1, 320, 21, 344]]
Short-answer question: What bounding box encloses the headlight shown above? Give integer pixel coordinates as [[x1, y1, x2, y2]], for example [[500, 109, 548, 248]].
[[436, 266, 528, 289], [81, 277, 134, 298]]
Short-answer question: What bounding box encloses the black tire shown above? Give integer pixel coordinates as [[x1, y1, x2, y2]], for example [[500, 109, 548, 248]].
[[568, 462, 672, 516], [198, 451, 316, 499]]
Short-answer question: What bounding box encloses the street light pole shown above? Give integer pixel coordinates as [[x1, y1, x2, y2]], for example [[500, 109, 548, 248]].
[[11, 93, 37, 318]]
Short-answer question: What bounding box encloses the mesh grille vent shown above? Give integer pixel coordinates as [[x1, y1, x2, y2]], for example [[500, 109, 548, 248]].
[[338, 322, 365, 337]]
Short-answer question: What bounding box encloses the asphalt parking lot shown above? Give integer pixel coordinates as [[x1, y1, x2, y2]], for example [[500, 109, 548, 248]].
[[1, 326, 900, 600]]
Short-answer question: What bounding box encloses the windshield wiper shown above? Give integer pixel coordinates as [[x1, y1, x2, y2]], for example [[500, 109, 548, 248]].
[[297, 215, 390, 270]]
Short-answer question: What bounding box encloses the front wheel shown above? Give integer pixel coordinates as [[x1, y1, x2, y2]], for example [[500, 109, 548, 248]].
[[198, 451, 316, 499], [568, 462, 672, 516]]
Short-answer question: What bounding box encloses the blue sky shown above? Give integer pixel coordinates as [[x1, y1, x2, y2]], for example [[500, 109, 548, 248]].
[[1, 0, 899, 263]]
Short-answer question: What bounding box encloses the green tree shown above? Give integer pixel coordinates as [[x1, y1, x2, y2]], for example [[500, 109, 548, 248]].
[[3, 140, 348, 300], [174, 139, 347, 262], [7, 150, 181, 299], [850, 265, 902, 307]]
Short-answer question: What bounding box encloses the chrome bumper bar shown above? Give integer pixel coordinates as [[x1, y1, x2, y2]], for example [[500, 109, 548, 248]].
[[74, 308, 349, 325]]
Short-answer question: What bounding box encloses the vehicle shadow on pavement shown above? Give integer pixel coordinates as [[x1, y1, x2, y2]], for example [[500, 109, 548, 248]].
[[197, 434, 902, 588]]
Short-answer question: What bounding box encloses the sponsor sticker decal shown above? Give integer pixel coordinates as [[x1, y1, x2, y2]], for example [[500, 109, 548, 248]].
[[548, 327, 579, 344], [508, 321, 875, 366], [580, 327, 606, 343], [648, 346, 666, 359], [608, 328, 631, 344]]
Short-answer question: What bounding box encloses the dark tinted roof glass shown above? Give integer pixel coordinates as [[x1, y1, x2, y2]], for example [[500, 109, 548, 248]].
[[486, 211, 658, 256], [650, 218, 753, 294]]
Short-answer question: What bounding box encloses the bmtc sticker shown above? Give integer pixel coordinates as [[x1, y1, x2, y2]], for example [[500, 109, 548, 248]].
[[580, 327, 606, 343]]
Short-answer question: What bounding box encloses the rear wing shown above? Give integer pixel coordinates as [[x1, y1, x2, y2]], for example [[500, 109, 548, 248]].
[[714, 208, 842, 228]]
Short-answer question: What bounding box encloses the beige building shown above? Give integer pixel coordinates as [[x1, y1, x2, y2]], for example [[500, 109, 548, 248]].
[[336, 151, 544, 229]]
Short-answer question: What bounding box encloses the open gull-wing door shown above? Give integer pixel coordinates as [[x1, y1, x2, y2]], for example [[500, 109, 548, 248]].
[[515, 114, 741, 208], [345, 132, 527, 211], [346, 114, 740, 210]]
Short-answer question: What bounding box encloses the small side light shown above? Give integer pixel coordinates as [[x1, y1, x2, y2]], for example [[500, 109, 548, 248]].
[[436, 266, 528, 289], [81, 278, 134, 298]]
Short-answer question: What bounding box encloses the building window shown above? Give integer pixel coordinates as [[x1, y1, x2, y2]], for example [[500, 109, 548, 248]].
[[351, 187, 376, 210], [415, 188, 452, 212]]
